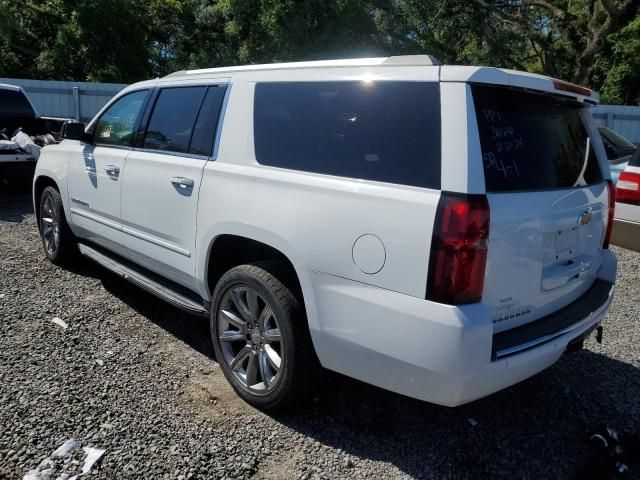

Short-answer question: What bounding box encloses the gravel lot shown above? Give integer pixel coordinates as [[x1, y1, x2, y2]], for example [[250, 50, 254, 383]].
[[0, 183, 639, 479]]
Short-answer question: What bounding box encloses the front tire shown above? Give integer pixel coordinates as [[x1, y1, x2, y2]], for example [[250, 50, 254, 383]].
[[39, 186, 77, 266], [210, 263, 317, 410]]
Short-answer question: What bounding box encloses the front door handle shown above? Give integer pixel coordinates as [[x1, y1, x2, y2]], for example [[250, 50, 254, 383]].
[[104, 165, 120, 177], [170, 177, 194, 189]]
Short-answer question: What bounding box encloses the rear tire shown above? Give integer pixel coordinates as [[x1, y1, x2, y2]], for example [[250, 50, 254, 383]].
[[38, 186, 77, 266], [210, 263, 318, 410]]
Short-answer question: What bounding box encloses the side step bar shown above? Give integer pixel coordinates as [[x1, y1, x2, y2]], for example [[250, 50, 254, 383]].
[[78, 243, 209, 317]]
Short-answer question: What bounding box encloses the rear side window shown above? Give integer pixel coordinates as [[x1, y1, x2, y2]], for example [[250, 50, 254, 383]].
[[189, 86, 227, 157], [472, 85, 603, 192], [0, 89, 34, 116], [631, 149, 640, 167], [144, 86, 207, 153], [254, 81, 441, 189]]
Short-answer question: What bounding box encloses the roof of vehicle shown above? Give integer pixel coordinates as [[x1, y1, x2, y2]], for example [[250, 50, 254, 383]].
[[165, 55, 442, 78], [158, 55, 598, 104]]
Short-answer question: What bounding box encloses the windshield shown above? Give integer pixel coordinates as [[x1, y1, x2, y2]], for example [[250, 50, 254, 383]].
[[599, 126, 636, 150], [472, 85, 603, 192]]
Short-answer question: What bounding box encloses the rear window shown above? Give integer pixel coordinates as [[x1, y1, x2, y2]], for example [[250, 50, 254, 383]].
[[0, 89, 35, 117], [254, 81, 441, 189], [472, 85, 603, 192], [630, 149, 640, 168]]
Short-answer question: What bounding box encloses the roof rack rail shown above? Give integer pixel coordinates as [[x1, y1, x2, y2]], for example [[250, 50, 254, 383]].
[[383, 55, 441, 66], [164, 70, 186, 78], [162, 54, 442, 78]]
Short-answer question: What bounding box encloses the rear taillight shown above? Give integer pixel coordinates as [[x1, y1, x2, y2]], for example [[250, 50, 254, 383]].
[[426, 193, 490, 305], [604, 179, 616, 249], [616, 171, 640, 206]]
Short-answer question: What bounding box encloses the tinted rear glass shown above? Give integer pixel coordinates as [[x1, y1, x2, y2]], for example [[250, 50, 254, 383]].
[[0, 89, 35, 116], [144, 86, 206, 153], [472, 85, 603, 192], [254, 81, 441, 189], [189, 86, 226, 157], [630, 148, 640, 167]]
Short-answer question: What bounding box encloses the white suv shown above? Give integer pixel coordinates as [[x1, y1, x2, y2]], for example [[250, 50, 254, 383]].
[[33, 55, 617, 409]]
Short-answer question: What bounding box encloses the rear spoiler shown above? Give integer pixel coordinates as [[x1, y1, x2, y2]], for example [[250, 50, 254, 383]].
[[440, 66, 599, 105]]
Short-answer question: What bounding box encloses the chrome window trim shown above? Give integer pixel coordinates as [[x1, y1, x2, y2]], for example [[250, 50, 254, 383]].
[[129, 147, 209, 161]]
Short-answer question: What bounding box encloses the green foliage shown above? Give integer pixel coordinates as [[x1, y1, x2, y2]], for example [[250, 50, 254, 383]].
[[0, 0, 638, 104], [602, 15, 640, 105]]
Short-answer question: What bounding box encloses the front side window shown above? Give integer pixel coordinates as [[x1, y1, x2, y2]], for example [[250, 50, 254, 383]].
[[95, 90, 148, 147], [143, 86, 207, 153], [253, 81, 441, 189]]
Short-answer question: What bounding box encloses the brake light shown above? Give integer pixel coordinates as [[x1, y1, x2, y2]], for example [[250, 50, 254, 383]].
[[603, 179, 616, 249], [616, 171, 640, 206], [553, 80, 592, 97], [427, 193, 490, 304]]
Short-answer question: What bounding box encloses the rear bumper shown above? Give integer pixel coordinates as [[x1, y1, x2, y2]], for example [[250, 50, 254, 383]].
[[611, 217, 640, 252], [301, 249, 617, 407], [492, 279, 612, 360]]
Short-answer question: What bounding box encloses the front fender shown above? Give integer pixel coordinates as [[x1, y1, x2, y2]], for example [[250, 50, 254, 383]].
[[33, 143, 71, 220]]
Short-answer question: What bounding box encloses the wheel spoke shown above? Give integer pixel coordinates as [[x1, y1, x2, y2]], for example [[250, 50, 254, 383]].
[[230, 345, 252, 370], [258, 305, 273, 330], [42, 217, 54, 224], [246, 290, 260, 319], [259, 351, 273, 388], [231, 288, 254, 322], [220, 309, 246, 330], [245, 351, 258, 386], [264, 344, 281, 370], [220, 330, 246, 343], [263, 328, 280, 344]]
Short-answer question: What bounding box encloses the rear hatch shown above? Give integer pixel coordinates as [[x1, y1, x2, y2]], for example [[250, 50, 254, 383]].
[[470, 85, 608, 333]]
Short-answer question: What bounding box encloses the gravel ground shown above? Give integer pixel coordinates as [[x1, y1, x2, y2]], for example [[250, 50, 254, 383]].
[[0, 183, 639, 480]]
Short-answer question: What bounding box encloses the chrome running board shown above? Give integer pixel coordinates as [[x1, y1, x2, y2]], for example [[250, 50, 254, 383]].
[[78, 243, 208, 317]]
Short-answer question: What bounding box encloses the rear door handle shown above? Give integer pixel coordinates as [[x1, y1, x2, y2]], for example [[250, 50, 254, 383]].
[[170, 177, 194, 188], [104, 165, 120, 177]]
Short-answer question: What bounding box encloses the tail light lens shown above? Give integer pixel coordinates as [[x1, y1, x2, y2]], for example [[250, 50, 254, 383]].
[[616, 171, 640, 206], [426, 193, 490, 305], [604, 179, 617, 249]]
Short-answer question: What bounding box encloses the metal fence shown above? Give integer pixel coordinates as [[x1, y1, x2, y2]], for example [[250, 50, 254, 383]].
[[0, 78, 127, 123], [591, 104, 640, 145]]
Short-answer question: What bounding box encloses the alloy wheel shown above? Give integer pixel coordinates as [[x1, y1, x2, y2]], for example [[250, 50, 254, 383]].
[[217, 285, 283, 394], [40, 194, 60, 256]]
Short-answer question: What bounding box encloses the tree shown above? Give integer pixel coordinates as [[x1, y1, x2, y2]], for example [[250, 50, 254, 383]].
[[0, 0, 638, 104]]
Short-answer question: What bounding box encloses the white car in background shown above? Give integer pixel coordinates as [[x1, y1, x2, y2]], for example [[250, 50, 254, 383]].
[[612, 150, 640, 251], [33, 56, 616, 409]]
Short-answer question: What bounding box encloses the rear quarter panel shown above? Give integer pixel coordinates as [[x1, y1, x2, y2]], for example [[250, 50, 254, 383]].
[[195, 68, 455, 304]]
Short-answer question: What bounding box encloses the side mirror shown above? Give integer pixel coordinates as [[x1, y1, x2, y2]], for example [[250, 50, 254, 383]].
[[62, 122, 89, 142]]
